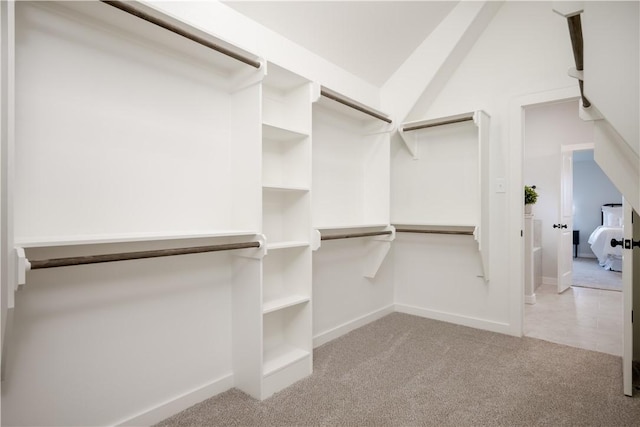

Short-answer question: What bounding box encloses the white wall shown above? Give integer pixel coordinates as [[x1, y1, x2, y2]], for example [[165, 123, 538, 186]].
[[394, 1, 580, 334], [573, 151, 622, 257], [312, 239, 394, 347], [523, 100, 594, 279], [2, 250, 236, 426]]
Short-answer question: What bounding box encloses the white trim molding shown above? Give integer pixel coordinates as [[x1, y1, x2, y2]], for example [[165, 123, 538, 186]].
[[313, 305, 394, 348], [395, 304, 514, 336], [114, 374, 234, 426]]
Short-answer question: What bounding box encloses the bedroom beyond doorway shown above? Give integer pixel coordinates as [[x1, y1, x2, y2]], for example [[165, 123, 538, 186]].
[[572, 256, 622, 292]]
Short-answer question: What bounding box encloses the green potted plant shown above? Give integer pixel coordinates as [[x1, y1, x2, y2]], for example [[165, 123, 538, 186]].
[[524, 185, 538, 214]]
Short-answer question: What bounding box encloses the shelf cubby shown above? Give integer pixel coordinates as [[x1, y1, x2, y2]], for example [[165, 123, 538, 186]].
[[263, 303, 311, 377], [262, 64, 311, 134], [262, 187, 310, 245], [262, 132, 310, 190], [263, 246, 311, 314]]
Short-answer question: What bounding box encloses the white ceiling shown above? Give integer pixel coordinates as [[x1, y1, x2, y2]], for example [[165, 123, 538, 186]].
[[223, 1, 458, 87]]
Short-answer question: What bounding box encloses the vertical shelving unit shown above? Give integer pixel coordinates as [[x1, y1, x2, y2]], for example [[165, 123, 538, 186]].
[[260, 63, 315, 399]]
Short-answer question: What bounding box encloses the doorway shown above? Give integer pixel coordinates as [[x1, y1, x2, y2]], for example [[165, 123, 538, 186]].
[[522, 102, 624, 356]]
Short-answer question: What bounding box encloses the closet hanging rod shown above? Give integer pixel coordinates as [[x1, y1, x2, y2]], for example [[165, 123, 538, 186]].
[[395, 229, 474, 236], [401, 115, 474, 132], [101, 1, 261, 69], [320, 230, 392, 241], [320, 89, 392, 124], [27, 241, 261, 270]]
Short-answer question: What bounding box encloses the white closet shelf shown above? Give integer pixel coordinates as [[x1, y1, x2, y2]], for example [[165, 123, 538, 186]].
[[266, 241, 309, 250], [262, 123, 309, 141], [262, 185, 310, 193], [263, 294, 310, 314], [400, 112, 475, 132], [263, 345, 310, 377], [64, 1, 262, 81], [392, 222, 476, 229], [314, 223, 389, 231], [15, 230, 259, 248]]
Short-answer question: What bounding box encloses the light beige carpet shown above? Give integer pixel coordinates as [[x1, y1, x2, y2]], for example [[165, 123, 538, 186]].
[[156, 313, 640, 427], [573, 256, 622, 291]]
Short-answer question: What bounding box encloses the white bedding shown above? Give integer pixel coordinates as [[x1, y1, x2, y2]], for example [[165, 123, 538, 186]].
[[588, 225, 623, 271]]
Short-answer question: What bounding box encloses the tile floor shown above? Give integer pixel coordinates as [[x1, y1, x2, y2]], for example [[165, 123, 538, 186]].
[[524, 283, 623, 356]]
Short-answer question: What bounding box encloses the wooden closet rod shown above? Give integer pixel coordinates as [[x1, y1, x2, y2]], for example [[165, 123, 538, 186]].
[[395, 229, 474, 236], [321, 230, 392, 241], [320, 89, 392, 124], [28, 241, 261, 270], [101, 1, 261, 69], [402, 116, 473, 132]]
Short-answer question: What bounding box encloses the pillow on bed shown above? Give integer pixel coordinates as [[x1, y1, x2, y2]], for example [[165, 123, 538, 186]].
[[602, 206, 623, 227]]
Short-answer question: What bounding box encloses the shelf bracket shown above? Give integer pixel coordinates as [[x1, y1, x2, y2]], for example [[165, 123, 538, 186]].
[[232, 234, 267, 259], [310, 82, 321, 104], [363, 226, 395, 279], [310, 229, 321, 251], [365, 119, 396, 136], [398, 127, 419, 159], [15, 247, 29, 288], [230, 58, 267, 94]]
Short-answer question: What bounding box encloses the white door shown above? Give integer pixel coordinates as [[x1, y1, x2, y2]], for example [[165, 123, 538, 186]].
[[557, 150, 573, 293], [622, 200, 634, 396]]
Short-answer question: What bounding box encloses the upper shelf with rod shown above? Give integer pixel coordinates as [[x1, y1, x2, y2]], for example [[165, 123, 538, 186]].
[[59, 0, 265, 85], [398, 112, 475, 159], [13, 1, 265, 245], [315, 86, 393, 128]]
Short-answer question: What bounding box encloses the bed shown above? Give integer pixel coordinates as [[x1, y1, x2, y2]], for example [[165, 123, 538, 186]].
[[587, 203, 623, 271]]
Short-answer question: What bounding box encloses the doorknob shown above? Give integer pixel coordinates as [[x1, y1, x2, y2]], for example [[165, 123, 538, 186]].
[[553, 224, 568, 229], [611, 238, 624, 248], [611, 239, 640, 249]]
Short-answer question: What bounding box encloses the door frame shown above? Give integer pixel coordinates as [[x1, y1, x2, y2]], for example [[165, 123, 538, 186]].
[[508, 85, 581, 337]]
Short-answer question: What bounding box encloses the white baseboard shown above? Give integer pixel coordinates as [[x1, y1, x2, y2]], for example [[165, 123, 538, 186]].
[[525, 294, 537, 305], [394, 304, 513, 336], [115, 374, 234, 426], [313, 304, 395, 348], [542, 276, 557, 286]]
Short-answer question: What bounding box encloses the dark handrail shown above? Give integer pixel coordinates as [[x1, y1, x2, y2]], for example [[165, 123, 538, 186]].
[[566, 14, 591, 108]]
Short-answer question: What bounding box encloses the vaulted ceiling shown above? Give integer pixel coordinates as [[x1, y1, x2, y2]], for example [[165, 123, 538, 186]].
[[222, 1, 459, 87]]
